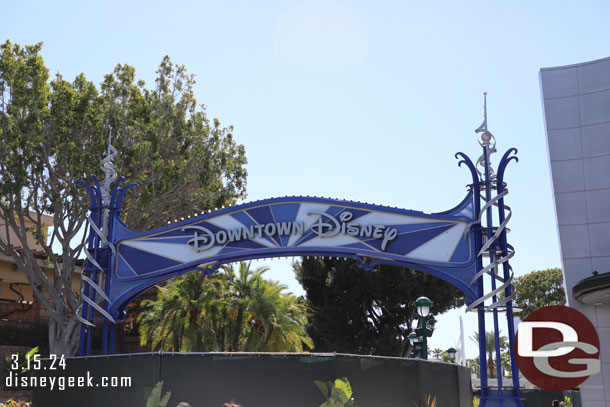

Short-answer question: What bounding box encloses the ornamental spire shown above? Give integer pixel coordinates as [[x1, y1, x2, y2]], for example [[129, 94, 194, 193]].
[[475, 92, 488, 135], [100, 129, 118, 207], [474, 92, 497, 178]]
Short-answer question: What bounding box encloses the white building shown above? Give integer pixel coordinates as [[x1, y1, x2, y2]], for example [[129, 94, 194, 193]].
[[540, 56, 610, 407]]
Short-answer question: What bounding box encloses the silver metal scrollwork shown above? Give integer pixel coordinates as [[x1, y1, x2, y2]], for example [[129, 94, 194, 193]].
[[466, 94, 516, 312], [75, 214, 117, 326], [100, 131, 118, 206], [75, 130, 118, 327]]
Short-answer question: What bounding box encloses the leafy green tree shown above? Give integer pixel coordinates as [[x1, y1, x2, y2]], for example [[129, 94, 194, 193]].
[[100, 57, 247, 232], [510, 268, 565, 319], [0, 40, 247, 355], [439, 350, 453, 363], [294, 257, 465, 357], [138, 262, 313, 352]]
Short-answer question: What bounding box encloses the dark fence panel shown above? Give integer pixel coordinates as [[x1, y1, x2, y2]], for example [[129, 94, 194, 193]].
[[32, 353, 160, 407], [419, 361, 472, 407], [456, 363, 473, 406], [32, 353, 471, 407], [520, 389, 581, 407]]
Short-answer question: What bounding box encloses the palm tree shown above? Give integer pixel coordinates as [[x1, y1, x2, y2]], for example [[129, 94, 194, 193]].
[[431, 348, 444, 360], [138, 270, 215, 352], [197, 271, 232, 351], [138, 262, 313, 353], [466, 356, 480, 377], [241, 277, 313, 352], [500, 349, 513, 378], [470, 330, 508, 379], [222, 262, 269, 351]]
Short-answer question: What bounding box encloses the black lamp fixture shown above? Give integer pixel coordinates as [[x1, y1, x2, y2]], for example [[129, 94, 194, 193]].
[[414, 296, 434, 360], [447, 347, 457, 363]]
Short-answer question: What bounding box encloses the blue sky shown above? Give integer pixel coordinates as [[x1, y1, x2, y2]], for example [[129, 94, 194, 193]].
[[4, 0, 610, 359]]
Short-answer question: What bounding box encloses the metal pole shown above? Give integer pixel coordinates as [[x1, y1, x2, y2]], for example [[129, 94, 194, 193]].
[[100, 132, 112, 356], [422, 316, 428, 360], [105, 181, 120, 355], [497, 150, 523, 406], [482, 144, 504, 392], [474, 94, 489, 405]]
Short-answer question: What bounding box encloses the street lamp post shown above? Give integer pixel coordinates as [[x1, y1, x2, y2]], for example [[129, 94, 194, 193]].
[[447, 347, 457, 363], [414, 296, 433, 360], [407, 332, 420, 358]]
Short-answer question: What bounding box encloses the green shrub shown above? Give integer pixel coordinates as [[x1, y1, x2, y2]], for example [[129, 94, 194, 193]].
[[144, 381, 171, 407], [314, 377, 355, 407]]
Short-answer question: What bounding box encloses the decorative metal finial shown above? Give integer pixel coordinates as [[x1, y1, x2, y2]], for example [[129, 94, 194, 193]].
[[475, 92, 487, 132], [475, 92, 492, 146], [100, 129, 118, 206], [474, 92, 497, 178]]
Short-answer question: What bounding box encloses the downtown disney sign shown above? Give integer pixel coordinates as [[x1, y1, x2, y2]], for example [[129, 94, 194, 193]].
[[76, 96, 524, 406], [183, 210, 399, 253], [113, 197, 474, 291]]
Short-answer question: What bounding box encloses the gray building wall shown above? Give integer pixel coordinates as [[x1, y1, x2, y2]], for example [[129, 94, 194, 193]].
[[540, 57, 610, 407]]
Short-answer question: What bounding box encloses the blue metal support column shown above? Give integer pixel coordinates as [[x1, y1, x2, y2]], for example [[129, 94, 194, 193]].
[[456, 150, 489, 402], [75, 134, 127, 356], [482, 142, 504, 393], [470, 94, 522, 407], [497, 149, 522, 405]]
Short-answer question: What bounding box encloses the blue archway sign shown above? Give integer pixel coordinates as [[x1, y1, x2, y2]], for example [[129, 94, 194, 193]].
[[76, 96, 523, 407], [110, 194, 478, 316]]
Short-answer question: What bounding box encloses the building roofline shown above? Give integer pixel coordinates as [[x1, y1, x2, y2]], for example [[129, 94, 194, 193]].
[[540, 55, 610, 72]]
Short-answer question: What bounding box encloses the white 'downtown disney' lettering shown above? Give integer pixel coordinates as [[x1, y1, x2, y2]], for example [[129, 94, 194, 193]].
[[183, 221, 305, 252], [308, 211, 398, 251], [181, 210, 399, 253]]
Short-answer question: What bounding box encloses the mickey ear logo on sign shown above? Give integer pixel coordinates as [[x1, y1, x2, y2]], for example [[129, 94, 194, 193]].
[[514, 305, 601, 391]]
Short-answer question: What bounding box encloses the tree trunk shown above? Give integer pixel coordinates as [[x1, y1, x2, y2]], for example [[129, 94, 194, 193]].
[[488, 355, 496, 379], [48, 317, 80, 356], [231, 306, 244, 351]]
